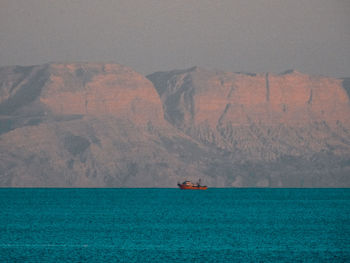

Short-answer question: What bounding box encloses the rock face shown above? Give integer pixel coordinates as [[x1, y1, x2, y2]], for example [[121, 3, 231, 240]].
[[0, 63, 350, 187], [0, 63, 204, 187], [0, 63, 164, 125], [148, 67, 350, 159], [0, 116, 212, 187], [148, 67, 350, 187]]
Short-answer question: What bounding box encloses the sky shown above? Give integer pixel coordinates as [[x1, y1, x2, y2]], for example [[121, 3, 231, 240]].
[[0, 0, 349, 77]]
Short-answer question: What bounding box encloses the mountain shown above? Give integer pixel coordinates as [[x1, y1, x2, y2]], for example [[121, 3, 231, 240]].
[[0, 63, 213, 187], [0, 63, 349, 187], [0, 63, 164, 125], [147, 67, 350, 186]]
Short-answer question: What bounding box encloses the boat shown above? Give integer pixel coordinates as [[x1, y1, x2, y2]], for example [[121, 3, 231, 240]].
[[177, 179, 207, 190]]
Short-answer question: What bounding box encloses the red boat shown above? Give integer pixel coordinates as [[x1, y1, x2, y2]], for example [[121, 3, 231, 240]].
[[177, 180, 207, 190]]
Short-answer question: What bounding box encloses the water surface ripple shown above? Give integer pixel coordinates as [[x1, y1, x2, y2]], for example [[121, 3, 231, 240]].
[[0, 188, 349, 262]]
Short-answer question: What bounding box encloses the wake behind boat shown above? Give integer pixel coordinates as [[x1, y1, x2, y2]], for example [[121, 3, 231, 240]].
[[177, 179, 207, 190]]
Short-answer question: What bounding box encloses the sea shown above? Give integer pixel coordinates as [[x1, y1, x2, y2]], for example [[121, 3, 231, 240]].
[[0, 188, 349, 262]]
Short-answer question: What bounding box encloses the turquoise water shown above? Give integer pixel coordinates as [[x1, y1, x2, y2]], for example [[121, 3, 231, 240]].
[[0, 188, 349, 262]]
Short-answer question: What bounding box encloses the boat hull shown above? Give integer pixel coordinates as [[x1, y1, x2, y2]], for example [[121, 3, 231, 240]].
[[178, 184, 208, 190]]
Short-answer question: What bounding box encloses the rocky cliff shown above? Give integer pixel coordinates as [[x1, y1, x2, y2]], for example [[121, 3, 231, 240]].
[[0, 63, 349, 187], [0, 63, 210, 187], [0, 63, 164, 125], [148, 67, 350, 160], [147, 67, 350, 187]]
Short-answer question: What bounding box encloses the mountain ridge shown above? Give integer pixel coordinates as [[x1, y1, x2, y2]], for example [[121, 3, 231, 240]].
[[0, 63, 349, 187]]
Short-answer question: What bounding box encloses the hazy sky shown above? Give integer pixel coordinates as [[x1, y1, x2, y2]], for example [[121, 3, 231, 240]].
[[1, 0, 349, 77]]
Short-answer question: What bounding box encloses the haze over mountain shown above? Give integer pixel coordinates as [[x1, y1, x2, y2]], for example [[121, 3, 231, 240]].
[[0, 63, 349, 187]]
